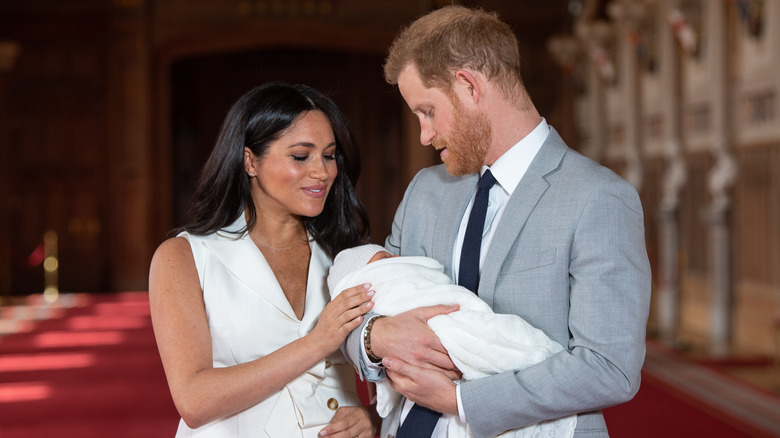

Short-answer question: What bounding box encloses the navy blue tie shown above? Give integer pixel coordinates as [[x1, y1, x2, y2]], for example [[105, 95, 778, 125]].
[[396, 403, 441, 438], [397, 171, 496, 438], [458, 169, 496, 294]]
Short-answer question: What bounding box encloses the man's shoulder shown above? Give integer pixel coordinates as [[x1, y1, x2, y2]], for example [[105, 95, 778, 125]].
[[414, 164, 458, 183], [396, 164, 472, 217], [557, 146, 634, 187], [413, 163, 462, 185]]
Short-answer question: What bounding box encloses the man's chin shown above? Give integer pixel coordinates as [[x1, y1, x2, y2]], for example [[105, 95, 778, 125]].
[[442, 159, 459, 176], [443, 159, 478, 177]]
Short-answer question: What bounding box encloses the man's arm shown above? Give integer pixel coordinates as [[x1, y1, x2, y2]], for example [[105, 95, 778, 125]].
[[369, 306, 459, 375], [343, 168, 461, 383], [342, 307, 461, 380], [342, 313, 385, 382], [461, 177, 651, 438], [382, 356, 459, 416]]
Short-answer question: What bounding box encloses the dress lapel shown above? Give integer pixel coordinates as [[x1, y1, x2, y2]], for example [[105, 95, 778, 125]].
[[478, 128, 568, 306], [299, 242, 331, 335], [203, 217, 299, 322]]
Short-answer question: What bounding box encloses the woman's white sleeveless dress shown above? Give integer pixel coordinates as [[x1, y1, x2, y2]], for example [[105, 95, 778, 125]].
[[174, 216, 361, 437]]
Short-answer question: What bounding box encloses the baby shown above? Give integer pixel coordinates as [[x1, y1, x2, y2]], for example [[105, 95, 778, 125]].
[[328, 244, 577, 438]]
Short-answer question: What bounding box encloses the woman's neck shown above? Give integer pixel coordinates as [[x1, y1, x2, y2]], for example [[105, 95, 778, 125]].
[[246, 209, 307, 250]]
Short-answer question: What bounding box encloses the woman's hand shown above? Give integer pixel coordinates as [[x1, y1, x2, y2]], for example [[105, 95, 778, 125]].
[[318, 405, 378, 438], [309, 284, 374, 354]]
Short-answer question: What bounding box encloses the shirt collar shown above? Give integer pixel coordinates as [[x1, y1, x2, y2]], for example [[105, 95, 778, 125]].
[[483, 117, 549, 196]]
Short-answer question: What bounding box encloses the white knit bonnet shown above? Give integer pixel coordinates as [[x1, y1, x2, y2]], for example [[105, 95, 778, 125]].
[[327, 244, 388, 293]]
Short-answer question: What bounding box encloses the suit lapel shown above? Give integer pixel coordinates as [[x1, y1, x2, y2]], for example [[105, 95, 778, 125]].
[[478, 128, 568, 306], [433, 173, 478, 279]]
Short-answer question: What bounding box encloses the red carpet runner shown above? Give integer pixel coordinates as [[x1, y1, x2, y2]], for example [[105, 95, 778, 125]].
[[0, 292, 178, 437], [0, 292, 777, 437]]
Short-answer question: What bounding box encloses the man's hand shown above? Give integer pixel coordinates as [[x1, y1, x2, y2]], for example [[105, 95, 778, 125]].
[[371, 305, 461, 380], [384, 357, 459, 416]]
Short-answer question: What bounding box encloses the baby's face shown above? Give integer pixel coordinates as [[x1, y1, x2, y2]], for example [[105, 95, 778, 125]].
[[368, 250, 395, 264]]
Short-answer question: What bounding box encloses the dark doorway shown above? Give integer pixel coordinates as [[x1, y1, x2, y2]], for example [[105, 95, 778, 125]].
[[170, 47, 406, 242]]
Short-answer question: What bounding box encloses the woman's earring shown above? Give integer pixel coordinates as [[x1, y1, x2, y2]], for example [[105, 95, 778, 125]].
[[248, 172, 255, 177]]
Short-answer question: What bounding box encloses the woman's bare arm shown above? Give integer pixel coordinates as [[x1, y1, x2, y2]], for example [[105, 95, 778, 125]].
[[149, 237, 373, 428]]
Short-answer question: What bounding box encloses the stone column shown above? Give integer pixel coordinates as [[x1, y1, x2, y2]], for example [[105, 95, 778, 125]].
[[704, 136, 736, 357], [703, 1, 736, 357], [657, 134, 687, 345], [655, 0, 688, 346], [608, 0, 645, 192], [575, 20, 614, 163]]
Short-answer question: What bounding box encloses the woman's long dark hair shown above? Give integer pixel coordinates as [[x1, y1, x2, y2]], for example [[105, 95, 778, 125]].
[[178, 82, 370, 258]]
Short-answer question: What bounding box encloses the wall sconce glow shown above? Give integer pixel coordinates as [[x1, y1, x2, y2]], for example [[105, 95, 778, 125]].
[[0, 41, 20, 72], [43, 230, 59, 303], [43, 286, 59, 303], [43, 256, 58, 272]]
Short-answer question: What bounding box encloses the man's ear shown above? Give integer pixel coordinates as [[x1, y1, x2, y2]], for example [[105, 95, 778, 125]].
[[454, 69, 480, 104]]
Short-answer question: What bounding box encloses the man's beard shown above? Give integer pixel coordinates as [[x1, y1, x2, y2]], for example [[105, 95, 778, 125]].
[[433, 101, 492, 176]]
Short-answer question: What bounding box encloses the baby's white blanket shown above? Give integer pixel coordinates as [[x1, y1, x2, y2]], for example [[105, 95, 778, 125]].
[[330, 256, 576, 438]]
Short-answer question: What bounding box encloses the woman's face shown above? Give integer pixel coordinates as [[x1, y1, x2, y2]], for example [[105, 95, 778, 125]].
[[246, 110, 338, 219]]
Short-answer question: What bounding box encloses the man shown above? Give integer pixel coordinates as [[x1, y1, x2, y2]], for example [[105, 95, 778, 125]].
[[344, 6, 651, 438]]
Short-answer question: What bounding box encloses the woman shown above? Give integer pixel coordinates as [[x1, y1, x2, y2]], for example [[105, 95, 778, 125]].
[[149, 82, 378, 437]]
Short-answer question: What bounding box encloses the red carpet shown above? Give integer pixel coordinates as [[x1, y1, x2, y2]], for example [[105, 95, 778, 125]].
[[604, 372, 773, 437], [0, 292, 777, 437], [0, 292, 178, 437]]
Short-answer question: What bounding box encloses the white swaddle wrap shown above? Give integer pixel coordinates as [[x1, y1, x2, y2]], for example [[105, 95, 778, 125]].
[[329, 246, 576, 438]]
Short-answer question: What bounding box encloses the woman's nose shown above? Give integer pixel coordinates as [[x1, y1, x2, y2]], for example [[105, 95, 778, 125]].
[[309, 157, 329, 179]]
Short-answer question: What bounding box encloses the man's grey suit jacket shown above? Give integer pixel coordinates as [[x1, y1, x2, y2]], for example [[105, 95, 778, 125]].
[[345, 128, 651, 438]]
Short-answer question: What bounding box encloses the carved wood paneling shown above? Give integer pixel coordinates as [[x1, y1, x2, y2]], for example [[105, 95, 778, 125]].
[[0, 0, 588, 293], [168, 48, 405, 244], [732, 143, 780, 356], [679, 151, 712, 275], [641, 156, 664, 287], [735, 144, 780, 285], [1, 13, 110, 294]]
